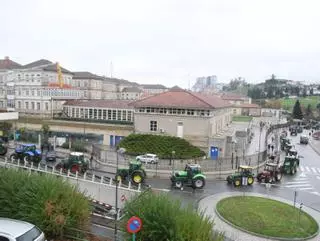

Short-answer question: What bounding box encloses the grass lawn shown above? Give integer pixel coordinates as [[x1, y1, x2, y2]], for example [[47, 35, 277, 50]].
[[216, 196, 319, 239], [280, 96, 320, 110], [232, 115, 253, 122]]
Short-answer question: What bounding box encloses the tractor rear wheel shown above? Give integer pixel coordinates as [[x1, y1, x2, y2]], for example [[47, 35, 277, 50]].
[[234, 179, 241, 187], [247, 176, 254, 185], [71, 164, 80, 173], [192, 177, 205, 189], [0, 147, 7, 155], [55, 163, 64, 171], [131, 170, 145, 184]]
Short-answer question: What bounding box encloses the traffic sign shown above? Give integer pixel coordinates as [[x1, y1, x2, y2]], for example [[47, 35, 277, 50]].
[[127, 216, 142, 234]]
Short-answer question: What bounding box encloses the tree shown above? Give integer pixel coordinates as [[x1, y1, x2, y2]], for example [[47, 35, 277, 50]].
[[305, 104, 313, 119], [122, 191, 223, 241], [41, 123, 50, 146], [302, 88, 307, 97], [292, 100, 304, 119], [310, 88, 314, 95]]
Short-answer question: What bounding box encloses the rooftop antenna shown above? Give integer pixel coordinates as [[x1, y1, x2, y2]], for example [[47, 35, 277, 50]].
[[110, 61, 113, 78]]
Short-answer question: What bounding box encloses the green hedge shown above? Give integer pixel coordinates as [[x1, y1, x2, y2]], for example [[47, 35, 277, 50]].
[[122, 191, 223, 241], [118, 134, 206, 159], [0, 168, 91, 239]]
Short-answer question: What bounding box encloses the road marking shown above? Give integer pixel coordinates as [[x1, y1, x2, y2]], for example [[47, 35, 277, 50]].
[[311, 167, 317, 173], [296, 187, 314, 190], [311, 191, 320, 196], [285, 181, 309, 185], [299, 173, 307, 178], [299, 166, 305, 171], [284, 184, 313, 188], [317, 168, 320, 173], [305, 166, 310, 172], [316, 176, 320, 180]]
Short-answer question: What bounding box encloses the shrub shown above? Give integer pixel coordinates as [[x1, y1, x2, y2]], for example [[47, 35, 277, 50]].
[[118, 134, 206, 159], [122, 191, 223, 241], [0, 168, 91, 239]]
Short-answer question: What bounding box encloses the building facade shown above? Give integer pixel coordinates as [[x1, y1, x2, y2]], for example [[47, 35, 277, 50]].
[[130, 87, 233, 157]]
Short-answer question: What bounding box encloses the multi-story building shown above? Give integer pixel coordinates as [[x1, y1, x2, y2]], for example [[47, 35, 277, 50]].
[[0, 57, 84, 117], [140, 84, 168, 95], [192, 75, 217, 92], [130, 87, 233, 157]]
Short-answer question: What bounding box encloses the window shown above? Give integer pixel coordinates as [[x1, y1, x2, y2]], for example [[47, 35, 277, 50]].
[[37, 102, 40, 110], [117, 110, 121, 120], [31, 90, 34, 96], [107, 110, 112, 120], [112, 110, 116, 120], [45, 102, 49, 110], [25, 102, 29, 109], [16, 226, 42, 241], [18, 101, 21, 109], [150, 121, 157, 131], [128, 111, 132, 121], [122, 110, 127, 120], [26, 90, 29, 96], [31, 102, 35, 110], [0, 236, 9, 241]]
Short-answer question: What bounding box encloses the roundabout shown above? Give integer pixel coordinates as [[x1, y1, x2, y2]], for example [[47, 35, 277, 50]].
[[216, 196, 318, 240], [198, 192, 320, 241]]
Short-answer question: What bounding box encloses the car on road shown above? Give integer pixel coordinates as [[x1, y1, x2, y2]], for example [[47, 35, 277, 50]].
[[300, 135, 309, 144], [0, 218, 46, 241], [136, 153, 159, 164]]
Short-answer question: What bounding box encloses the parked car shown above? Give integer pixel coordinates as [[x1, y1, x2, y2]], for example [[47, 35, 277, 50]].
[[136, 153, 159, 164], [0, 218, 46, 241], [313, 131, 320, 140]]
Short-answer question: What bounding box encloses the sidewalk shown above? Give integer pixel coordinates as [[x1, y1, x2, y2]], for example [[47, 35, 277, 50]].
[[198, 192, 320, 241], [310, 139, 320, 156]]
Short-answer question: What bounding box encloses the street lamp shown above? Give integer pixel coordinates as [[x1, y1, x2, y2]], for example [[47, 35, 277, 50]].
[[256, 121, 264, 175], [114, 147, 126, 241], [231, 140, 237, 169], [171, 150, 175, 173]]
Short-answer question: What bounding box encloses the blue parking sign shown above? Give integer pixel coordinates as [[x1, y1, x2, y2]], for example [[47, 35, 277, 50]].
[[210, 146, 219, 160]]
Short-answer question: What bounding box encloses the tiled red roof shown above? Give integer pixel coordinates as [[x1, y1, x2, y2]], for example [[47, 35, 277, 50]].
[[63, 100, 133, 109], [131, 88, 232, 109], [0, 57, 21, 69]]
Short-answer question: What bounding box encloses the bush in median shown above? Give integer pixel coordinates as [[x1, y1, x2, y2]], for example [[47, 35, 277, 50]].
[[122, 191, 223, 241], [118, 134, 206, 159], [0, 168, 91, 239]]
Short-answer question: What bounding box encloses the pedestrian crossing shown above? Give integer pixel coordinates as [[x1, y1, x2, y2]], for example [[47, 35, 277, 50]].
[[298, 165, 320, 175]]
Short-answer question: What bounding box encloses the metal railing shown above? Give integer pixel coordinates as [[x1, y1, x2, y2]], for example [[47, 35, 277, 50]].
[[0, 157, 142, 192]]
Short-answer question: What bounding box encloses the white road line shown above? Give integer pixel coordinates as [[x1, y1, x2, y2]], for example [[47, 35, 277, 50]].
[[305, 166, 311, 172], [284, 184, 313, 188], [317, 168, 320, 173], [311, 191, 320, 196], [285, 181, 309, 185], [296, 187, 314, 190], [316, 176, 320, 180], [299, 166, 305, 171], [311, 167, 317, 173]]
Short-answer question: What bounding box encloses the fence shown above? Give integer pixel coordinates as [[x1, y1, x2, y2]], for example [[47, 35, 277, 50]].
[[91, 121, 292, 172]]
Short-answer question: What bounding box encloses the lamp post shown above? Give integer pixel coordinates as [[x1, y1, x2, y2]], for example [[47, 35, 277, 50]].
[[114, 147, 126, 241], [257, 121, 264, 175], [171, 150, 175, 173]]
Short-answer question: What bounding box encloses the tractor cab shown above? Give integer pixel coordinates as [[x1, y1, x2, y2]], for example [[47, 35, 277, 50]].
[[280, 137, 291, 150], [129, 160, 144, 171], [185, 164, 201, 177], [238, 165, 253, 176], [287, 148, 298, 157], [281, 156, 299, 175], [56, 152, 89, 173]]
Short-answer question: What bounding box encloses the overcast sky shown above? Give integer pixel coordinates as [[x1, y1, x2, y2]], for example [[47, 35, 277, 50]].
[[2, 0, 320, 87]]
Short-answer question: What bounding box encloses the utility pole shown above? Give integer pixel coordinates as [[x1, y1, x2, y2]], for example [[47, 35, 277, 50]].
[[257, 121, 263, 175]]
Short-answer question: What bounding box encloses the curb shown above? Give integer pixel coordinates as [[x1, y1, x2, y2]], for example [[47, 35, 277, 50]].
[[213, 193, 319, 241], [309, 140, 320, 156]]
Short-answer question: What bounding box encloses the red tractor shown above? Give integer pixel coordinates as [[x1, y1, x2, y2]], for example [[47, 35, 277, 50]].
[[257, 163, 283, 183]]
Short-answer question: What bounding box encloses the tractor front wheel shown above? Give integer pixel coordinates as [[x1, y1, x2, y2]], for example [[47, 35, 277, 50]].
[[174, 181, 183, 189], [131, 170, 145, 184], [10, 154, 17, 162], [192, 177, 205, 189], [116, 175, 123, 183], [23, 155, 31, 163], [234, 179, 241, 187]]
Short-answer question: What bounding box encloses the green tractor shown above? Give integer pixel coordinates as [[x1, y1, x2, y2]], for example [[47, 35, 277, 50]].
[[55, 152, 89, 174], [280, 156, 299, 175], [287, 148, 299, 162], [227, 165, 255, 187], [116, 160, 147, 185], [0, 140, 7, 155], [170, 164, 206, 190]]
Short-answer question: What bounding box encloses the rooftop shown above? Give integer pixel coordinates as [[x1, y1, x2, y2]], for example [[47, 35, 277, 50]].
[[140, 84, 167, 89], [221, 93, 249, 101], [122, 86, 142, 93], [0, 57, 22, 70], [64, 99, 134, 109], [73, 71, 104, 80], [131, 87, 232, 109]]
